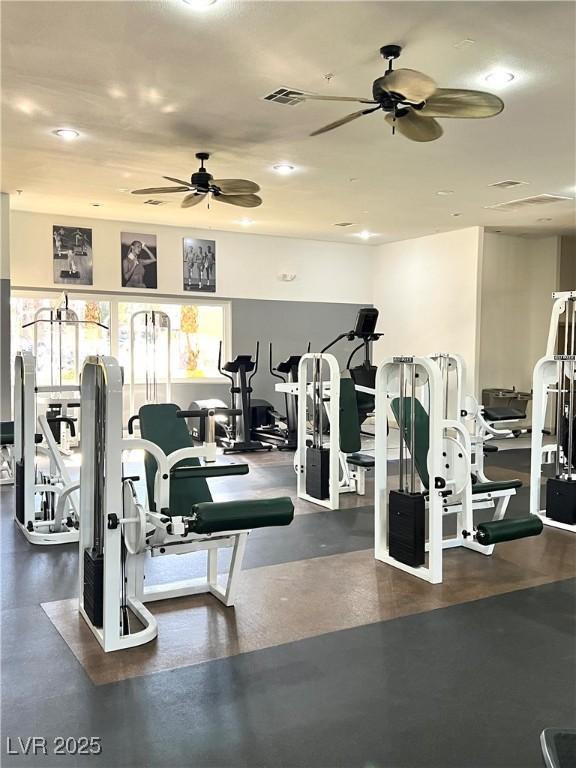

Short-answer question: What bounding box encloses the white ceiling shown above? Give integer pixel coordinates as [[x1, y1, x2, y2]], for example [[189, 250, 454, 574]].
[[2, 0, 575, 244]]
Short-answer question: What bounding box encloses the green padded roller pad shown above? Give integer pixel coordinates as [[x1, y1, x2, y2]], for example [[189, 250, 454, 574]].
[[390, 397, 431, 489], [139, 403, 212, 513], [171, 463, 249, 479], [472, 479, 522, 494], [476, 516, 543, 545], [339, 378, 362, 455], [0, 422, 14, 446], [190, 497, 294, 534]]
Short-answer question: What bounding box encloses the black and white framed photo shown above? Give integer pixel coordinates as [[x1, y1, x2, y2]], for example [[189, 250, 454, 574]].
[[52, 225, 93, 285], [121, 232, 158, 289], [183, 238, 216, 293]]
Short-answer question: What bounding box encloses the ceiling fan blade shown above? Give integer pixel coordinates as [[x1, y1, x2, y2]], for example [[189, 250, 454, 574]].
[[374, 68, 437, 102], [420, 88, 504, 118], [163, 175, 192, 186], [215, 193, 262, 208], [310, 107, 379, 137], [212, 179, 261, 194], [385, 111, 443, 142], [181, 193, 207, 208], [131, 186, 190, 195], [301, 93, 377, 104]]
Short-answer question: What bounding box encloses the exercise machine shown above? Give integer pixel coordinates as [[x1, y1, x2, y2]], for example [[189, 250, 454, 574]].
[[78, 355, 293, 652], [531, 290, 576, 532], [374, 355, 542, 583], [322, 307, 382, 429], [22, 292, 108, 451], [1, 422, 15, 485], [291, 352, 375, 510], [250, 343, 308, 450], [128, 310, 172, 419], [13, 351, 80, 545], [190, 342, 271, 453]]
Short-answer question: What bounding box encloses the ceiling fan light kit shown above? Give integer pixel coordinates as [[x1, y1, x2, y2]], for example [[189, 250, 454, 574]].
[[131, 152, 262, 209], [303, 44, 504, 142]]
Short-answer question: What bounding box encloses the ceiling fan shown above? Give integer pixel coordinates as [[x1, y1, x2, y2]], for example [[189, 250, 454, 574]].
[[301, 44, 504, 142], [131, 152, 262, 208]]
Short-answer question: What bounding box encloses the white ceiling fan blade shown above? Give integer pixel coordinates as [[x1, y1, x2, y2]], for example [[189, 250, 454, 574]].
[[310, 107, 379, 137], [215, 193, 262, 208], [163, 175, 192, 186], [131, 186, 190, 195], [181, 193, 207, 208], [301, 93, 377, 104], [420, 89, 504, 118], [213, 179, 260, 194], [374, 68, 437, 102], [385, 111, 443, 142]]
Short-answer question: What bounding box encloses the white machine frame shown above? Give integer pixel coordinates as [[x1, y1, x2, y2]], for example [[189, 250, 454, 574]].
[[283, 352, 370, 510], [129, 310, 172, 418], [79, 355, 252, 653], [13, 351, 80, 545], [530, 290, 576, 533], [374, 355, 520, 584]]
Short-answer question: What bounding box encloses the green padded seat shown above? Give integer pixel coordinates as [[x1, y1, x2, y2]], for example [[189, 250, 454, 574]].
[[191, 498, 294, 534], [138, 403, 295, 530], [139, 403, 213, 514], [390, 397, 522, 495], [472, 479, 522, 494], [346, 453, 375, 468]]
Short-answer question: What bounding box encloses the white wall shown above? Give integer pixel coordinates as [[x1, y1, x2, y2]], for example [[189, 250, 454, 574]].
[[478, 233, 560, 396], [372, 227, 484, 392], [10, 210, 374, 304]]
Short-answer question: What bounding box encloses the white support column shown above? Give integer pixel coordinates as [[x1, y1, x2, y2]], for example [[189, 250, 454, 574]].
[[0, 193, 11, 421]]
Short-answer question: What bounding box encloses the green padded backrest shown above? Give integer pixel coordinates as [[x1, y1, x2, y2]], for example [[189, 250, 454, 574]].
[[139, 403, 212, 513], [339, 377, 362, 455], [390, 397, 430, 489]]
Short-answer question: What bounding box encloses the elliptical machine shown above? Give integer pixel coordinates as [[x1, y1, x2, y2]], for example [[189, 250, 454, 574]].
[[322, 307, 382, 429], [190, 343, 271, 454], [251, 343, 309, 450]]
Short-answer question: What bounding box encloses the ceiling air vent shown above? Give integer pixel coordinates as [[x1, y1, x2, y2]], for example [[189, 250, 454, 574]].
[[144, 199, 168, 206], [485, 194, 573, 212], [262, 87, 305, 105], [488, 180, 529, 189]]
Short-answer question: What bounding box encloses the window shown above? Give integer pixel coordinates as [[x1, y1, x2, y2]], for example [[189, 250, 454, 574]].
[[11, 294, 111, 386], [117, 301, 226, 382]]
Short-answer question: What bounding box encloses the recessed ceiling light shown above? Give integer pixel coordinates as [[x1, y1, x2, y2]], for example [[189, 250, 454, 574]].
[[182, 0, 218, 8], [53, 128, 80, 140], [484, 70, 515, 87], [537, 218, 553, 222], [273, 163, 296, 175], [355, 230, 376, 240], [436, 190, 454, 196], [238, 218, 254, 226], [118, 188, 130, 193], [450, 212, 462, 217]]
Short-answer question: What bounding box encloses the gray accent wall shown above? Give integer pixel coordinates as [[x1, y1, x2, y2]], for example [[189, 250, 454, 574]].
[[231, 298, 370, 410]]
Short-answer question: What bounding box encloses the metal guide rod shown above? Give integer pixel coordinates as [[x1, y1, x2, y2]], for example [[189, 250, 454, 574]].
[[398, 362, 405, 492], [569, 300, 575, 476], [93, 366, 105, 554], [318, 356, 324, 447], [410, 363, 416, 493]]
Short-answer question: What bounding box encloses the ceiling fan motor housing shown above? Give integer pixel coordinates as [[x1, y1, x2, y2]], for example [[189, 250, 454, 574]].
[[191, 169, 213, 192]]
